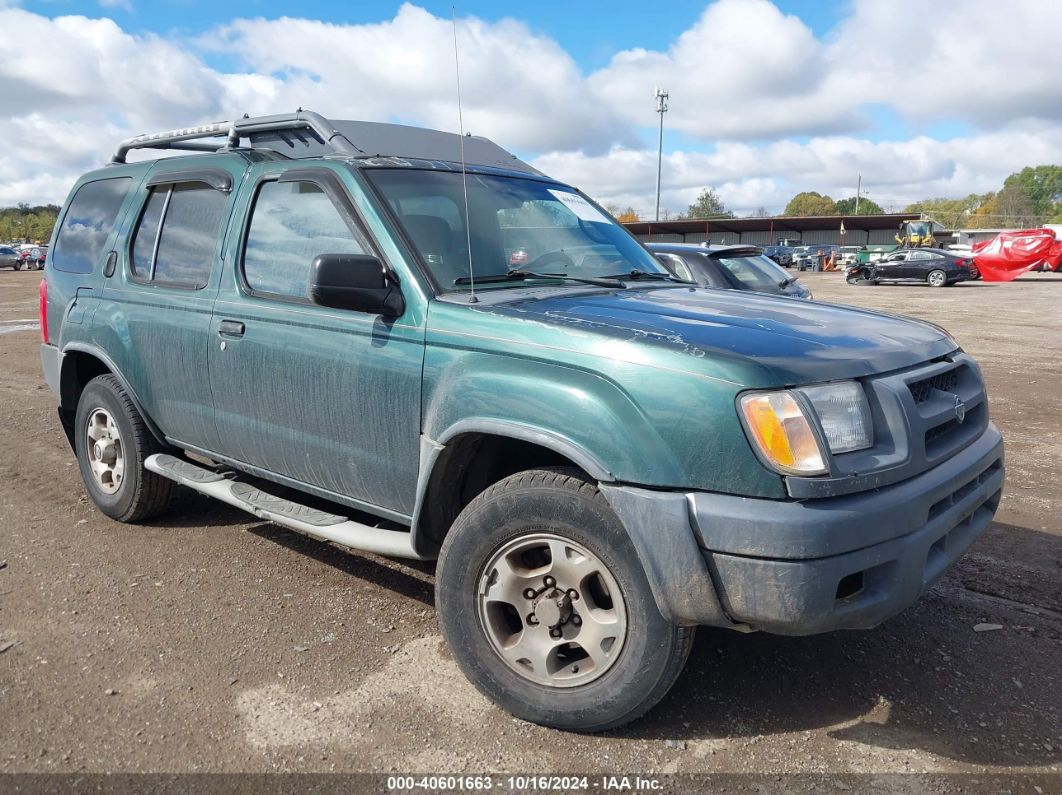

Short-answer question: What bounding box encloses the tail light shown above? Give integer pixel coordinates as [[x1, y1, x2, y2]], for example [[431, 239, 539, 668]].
[[38, 278, 49, 344]]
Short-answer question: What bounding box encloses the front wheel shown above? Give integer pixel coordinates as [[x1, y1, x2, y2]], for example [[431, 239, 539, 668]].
[[13, 260, 21, 271], [846, 268, 877, 285], [436, 468, 693, 732], [927, 269, 947, 288]]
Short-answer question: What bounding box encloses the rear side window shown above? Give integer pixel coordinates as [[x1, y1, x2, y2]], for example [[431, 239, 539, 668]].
[[130, 183, 228, 288], [51, 178, 131, 274], [242, 180, 368, 299]]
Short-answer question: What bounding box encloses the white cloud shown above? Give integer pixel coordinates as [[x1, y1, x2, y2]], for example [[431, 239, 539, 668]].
[[536, 124, 1062, 216], [0, 1, 1060, 213], [201, 4, 633, 153], [589, 0, 860, 140]]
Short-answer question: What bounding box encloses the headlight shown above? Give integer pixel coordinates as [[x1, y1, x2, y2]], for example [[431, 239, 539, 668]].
[[740, 381, 873, 476], [739, 392, 827, 475], [798, 381, 873, 454]]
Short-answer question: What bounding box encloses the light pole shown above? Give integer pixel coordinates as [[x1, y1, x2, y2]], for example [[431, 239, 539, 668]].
[[854, 173, 862, 215], [654, 87, 669, 222]]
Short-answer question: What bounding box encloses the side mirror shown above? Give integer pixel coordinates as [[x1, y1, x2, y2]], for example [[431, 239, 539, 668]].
[[308, 253, 404, 317]]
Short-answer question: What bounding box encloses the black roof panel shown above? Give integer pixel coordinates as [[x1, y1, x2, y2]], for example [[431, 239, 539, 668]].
[[249, 119, 541, 175]]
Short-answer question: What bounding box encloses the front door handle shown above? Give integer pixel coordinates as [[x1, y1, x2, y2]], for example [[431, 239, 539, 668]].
[[218, 320, 245, 337]]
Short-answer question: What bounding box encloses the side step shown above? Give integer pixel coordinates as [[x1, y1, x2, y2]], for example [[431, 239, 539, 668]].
[[145, 454, 425, 560]]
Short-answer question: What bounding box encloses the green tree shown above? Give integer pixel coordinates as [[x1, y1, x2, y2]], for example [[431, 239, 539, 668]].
[[834, 196, 884, 215], [968, 185, 1039, 228], [0, 204, 59, 243], [903, 194, 988, 229], [783, 191, 837, 216], [1001, 165, 1062, 217], [682, 188, 733, 219]]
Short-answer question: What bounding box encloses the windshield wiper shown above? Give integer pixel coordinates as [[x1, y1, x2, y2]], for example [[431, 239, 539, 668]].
[[604, 269, 693, 284], [453, 270, 626, 289]]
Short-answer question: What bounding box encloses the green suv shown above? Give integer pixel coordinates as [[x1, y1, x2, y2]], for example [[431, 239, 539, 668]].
[[40, 111, 1004, 732]]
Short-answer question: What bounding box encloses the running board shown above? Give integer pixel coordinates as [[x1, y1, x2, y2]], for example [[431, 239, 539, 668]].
[[145, 454, 425, 560]]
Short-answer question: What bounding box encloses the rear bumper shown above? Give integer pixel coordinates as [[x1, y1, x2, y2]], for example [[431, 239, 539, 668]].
[[601, 423, 1004, 633], [40, 343, 59, 395]]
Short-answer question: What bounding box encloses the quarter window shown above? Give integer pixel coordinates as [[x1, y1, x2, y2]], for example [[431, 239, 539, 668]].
[[51, 178, 131, 274], [130, 182, 227, 288], [243, 180, 368, 299]]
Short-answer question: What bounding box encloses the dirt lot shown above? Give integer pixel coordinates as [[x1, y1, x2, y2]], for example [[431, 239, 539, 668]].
[[1, 268, 1060, 782]]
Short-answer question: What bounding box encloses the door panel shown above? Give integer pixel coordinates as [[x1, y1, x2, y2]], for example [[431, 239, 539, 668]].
[[208, 163, 424, 518], [98, 170, 238, 451]]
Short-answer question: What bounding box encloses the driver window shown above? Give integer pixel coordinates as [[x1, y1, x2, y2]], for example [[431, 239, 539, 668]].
[[243, 180, 368, 299]]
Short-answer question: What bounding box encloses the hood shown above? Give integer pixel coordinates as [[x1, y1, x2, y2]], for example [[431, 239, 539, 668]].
[[487, 285, 956, 384]]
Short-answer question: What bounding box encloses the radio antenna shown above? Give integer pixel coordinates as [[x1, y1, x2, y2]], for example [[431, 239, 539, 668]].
[[452, 6, 477, 303]]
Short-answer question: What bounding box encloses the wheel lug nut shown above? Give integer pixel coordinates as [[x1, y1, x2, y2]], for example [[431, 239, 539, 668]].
[[550, 628, 561, 639], [571, 615, 581, 626], [544, 576, 556, 587], [527, 614, 539, 625], [523, 588, 536, 600], [567, 588, 579, 600]]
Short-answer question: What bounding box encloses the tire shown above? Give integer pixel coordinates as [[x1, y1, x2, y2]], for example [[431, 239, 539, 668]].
[[13, 261, 21, 271], [927, 269, 947, 288], [436, 467, 694, 732], [74, 374, 174, 522]]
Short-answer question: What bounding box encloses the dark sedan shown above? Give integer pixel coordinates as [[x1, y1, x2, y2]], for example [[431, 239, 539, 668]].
[[762, 245, 793, 267], [847, 248, 977, 287], [648, 243, 812, 299]]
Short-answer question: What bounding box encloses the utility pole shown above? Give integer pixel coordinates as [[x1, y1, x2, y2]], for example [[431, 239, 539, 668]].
[[654, 88, 669, 222], [854, 174, 862, 215]]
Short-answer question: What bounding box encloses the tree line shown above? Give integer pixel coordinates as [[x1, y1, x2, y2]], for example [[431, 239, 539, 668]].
[[610, 165, 1062, 227], [0, 203, 60, 244]]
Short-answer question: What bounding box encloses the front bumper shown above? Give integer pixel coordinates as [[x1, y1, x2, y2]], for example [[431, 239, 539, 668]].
[[600, 423, 1004, 633]]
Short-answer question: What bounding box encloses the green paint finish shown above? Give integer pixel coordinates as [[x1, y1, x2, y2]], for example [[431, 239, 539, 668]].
[[48, 152, 961, 526]]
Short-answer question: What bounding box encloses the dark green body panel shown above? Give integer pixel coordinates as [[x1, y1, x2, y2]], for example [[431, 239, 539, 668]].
[[49, 155, 958, 521]]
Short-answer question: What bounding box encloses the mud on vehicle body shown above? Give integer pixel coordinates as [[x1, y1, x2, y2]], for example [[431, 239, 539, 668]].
[[40, 111, 1004, 731]]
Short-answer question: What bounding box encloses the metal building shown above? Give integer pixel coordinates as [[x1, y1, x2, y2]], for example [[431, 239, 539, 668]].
[[623, 213, 922, 247]]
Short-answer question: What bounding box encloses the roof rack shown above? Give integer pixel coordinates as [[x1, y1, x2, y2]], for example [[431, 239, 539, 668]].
[[111, 109, 360, 164]]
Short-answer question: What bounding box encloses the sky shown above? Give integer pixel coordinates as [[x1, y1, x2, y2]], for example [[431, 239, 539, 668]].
[[2, 0, 1061, 216]]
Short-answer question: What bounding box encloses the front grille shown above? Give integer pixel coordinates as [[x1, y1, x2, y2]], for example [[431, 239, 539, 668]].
[[926, 418, 959, 444], [909, 370, 959, 403]]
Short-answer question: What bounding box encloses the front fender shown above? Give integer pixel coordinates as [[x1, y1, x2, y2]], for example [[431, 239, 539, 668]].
[[422, 350, 687, 487]]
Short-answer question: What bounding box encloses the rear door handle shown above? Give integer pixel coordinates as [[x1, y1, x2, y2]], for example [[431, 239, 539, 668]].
[[218, 320, 245, 337]]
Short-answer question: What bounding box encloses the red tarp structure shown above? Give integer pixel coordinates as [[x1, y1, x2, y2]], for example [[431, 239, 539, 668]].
[[972, 228, 1062, 282]]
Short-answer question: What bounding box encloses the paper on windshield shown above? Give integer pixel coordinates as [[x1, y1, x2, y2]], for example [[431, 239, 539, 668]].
[[548, 189, 611, 224]]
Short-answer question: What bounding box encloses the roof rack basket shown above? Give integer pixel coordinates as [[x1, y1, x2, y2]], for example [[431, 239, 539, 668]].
[[111, 109, 360, 164]]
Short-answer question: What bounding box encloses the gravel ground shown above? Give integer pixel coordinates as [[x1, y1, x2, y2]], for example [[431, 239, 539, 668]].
[[0, 267, 1059, 784]]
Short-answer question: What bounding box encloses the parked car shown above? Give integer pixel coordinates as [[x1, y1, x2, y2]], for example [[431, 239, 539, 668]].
[[0, 245, 21, 269], [846, 248, 977, 287], [649, 243, 812, 299], [761, 245, 793, 268], [16, 244, 46, 270], [41, 110, 1004, 732], [839, 246, 862, 267]]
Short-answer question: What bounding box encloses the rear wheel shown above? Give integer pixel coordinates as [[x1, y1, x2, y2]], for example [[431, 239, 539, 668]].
[[75, 374, 174, 522], [436, 468, 693, 732], [927, 269, 947, 288], [13, 260, 21, 271]]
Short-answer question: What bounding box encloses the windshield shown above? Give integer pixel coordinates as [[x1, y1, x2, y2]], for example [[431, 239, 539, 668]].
[[712, 253, 792, 291], [366, 169, 669, 291]]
